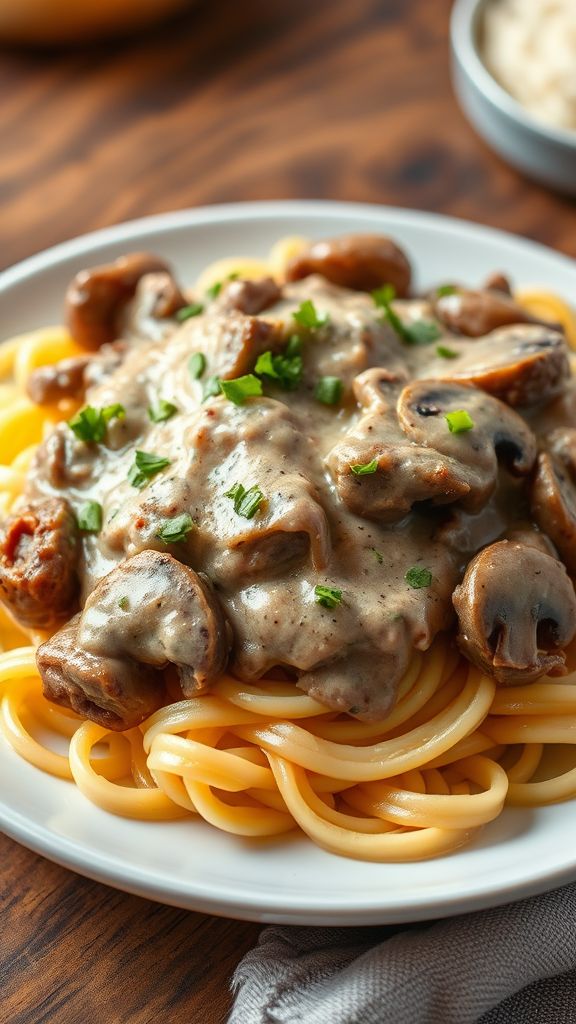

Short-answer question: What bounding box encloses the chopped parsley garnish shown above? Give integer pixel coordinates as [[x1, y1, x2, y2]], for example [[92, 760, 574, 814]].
[[405, 566, 432, 589], [372, 284, 440, 345], [350, 457, 379, 476], [293, 299, 329, 329], [205, 272, 239, 301], [286, 334, 302, 356], [255, 348, 303, 391], [76, 500, 102, 533], [202, 376, 222, 401], [436, 284, 457, 297], [128, 450, 171, 488], [118, 596, 129, 611], [205, 281, 223, 300], [188, 352, 207, 380], [156, 512, 194, 543], [148, 399, 177, 423], [224, 482, 265, 519], [405, 320, 442, 345], [371, 548, 384, 565], [176, 302, 204, 321], [315, 376, 343, 406], [436, 344, 459, 360], [314, 585, 342, 608], [68, 404, 125, 443], [219, 374, 263, 405], [445, 409, 475, 434]]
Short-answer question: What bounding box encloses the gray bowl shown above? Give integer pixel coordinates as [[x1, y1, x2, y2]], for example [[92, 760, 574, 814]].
[[450, 0, 576, 195]]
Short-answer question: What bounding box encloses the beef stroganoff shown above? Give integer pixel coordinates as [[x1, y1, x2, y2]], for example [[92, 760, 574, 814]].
[[1, 233, 576, 861]]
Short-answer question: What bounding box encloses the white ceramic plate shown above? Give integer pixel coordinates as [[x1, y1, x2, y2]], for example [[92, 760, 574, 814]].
[[1, 201, 576, 926]]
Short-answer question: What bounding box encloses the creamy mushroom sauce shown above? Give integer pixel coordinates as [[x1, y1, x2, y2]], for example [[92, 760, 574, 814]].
[[17, 261, 576, 722]]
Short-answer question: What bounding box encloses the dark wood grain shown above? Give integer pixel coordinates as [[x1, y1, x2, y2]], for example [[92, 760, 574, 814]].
[[1, 1, 575, 1021]]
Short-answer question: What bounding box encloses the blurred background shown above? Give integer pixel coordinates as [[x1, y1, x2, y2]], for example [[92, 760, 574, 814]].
[[0, 0, 574, 273]]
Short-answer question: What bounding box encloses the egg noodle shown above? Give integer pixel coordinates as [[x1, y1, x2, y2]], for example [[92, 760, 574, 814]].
[[1, 250, 576, 862]]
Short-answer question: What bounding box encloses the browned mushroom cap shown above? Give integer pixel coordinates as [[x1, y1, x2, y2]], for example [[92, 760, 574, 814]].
[[453, 540, 576, 684], [285, 234, 412, 296], [483, 272, 513, 295], [328, 439, 473, 521], [431, 284, 552, 337], [66, 252, 173, 350], [37, 614, 165, 731], [0, 498, 79, 629], [218, 277, 282, 315], [437, 327, 569, 407], [329, 370, 472, 521], [79, 550, 231, 694], [26, 355, 91, 405], [531, 451, 576, 576], [397, 380, 537, 512], [201, 311, 284, 380]]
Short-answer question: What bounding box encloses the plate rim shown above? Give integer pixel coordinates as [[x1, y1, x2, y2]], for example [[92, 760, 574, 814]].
[[1, 198, 576, 926]]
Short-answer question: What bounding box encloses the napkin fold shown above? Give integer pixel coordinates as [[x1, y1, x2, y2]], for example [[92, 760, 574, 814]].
[[230, 883, 576, 1023]]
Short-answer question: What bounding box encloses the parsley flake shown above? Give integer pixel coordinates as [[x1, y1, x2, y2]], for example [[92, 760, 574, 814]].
[[68, 404, 125, 443], [315, 376, 343, 406], [436, 344, 459, 360], [76, 500, 102, 533], [350, 457, 379, 476], [206, 281, 223, 300], [128, 450, 171, 488], [314, 585, 342, 608], [372, 285, 440, 345], [148, 399, 177, 423], [205, 272, 239, 301], [188, 352, 207, 380], [293, 299, 329, 329], [436, 284, 457, 297], [118, 596, 129, 611], [254, 348, 303, 391], [156, 512, 194, 544], [202, 376, 222, 401], [405, 566, 432, 589], [176, 303, 204, 321], [224, 482, 265, 519], [219, 374, 263, 405], [445, 409, 475, 434]]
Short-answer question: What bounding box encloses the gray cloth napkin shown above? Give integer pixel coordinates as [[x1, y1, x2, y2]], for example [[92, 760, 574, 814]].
[[229, 883, 576, 1023]]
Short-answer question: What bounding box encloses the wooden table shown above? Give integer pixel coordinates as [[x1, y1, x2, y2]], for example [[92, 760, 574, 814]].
[[1, 1, 575, 1020]]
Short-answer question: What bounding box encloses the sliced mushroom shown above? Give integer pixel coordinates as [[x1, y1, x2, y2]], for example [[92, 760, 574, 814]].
[[26, 355, 91, 405], [431, 283, 553, 337], [37, 614, 165, 730], [483, 272, 513, 295], [285, 234, 412, 296], [328, 439, 473, 521], [435, 326, 570, 407], [503, 526, 557, 558], [453, 540, 576, 684], [531, 451, 576, 576], [201, 311, 284, 380], [79, 550, 232, 695], [0, 498, 79, 629], [218, 276, 282, 315], [66, 252, 173, 350], [329, 374, 536, 521], [121, 271, 188, 341], [398, 381, 537, 490]]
